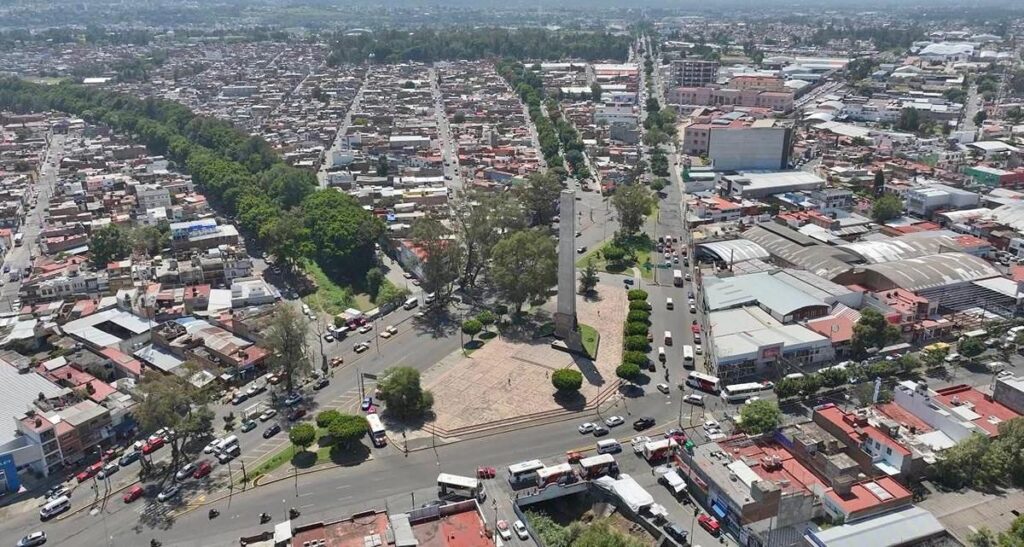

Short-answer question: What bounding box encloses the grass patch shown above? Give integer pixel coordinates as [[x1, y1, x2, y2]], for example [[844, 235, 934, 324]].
[[575, 235, 655, 278], [301, 260, 373, 315], [579, 323, 600, 359], [247, 426, 334, 480]]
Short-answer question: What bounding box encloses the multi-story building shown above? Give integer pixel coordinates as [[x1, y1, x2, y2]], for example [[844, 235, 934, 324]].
[[667, 87, 794, 112], [666, 59, 719, 87], [134, 183, 172, 212]]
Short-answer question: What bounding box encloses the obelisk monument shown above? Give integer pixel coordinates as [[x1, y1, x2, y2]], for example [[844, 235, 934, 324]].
[[554, 189, 583, 352]]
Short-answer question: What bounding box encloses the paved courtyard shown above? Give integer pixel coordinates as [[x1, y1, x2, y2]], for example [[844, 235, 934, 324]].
[[423, 285, 628, 433]]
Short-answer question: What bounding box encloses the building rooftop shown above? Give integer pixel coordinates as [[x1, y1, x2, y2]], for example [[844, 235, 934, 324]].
[[856, 253, 1000, 292], [697, 239, 770, 265], [289, 510, 390, 547], [806, 505, 945, 547], [410, 504, 492, 547], [824, 477, 913, 517], [836, 235, 962, 264], [933, 384, 1020, 436], [0, 361, 64, 445], [704, 271, 827, 317], [62, 308, 155, 348]]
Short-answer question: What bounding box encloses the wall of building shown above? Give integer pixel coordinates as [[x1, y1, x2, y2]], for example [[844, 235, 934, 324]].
[[993, 378, 1024, 415], [709, 127, 792, 171]]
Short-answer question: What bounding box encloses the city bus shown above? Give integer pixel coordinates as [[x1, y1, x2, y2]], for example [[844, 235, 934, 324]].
[[682, 345, 694, 368], [507, 459, 544, 486], [365, 413, 387, 448], [437, 473, 486, 501], [721, 382, 773, 403], [685, 371, 720, 394], [536, 462, 575, 487], [673, 269, 684, 287], [578, 453, 617, 479]]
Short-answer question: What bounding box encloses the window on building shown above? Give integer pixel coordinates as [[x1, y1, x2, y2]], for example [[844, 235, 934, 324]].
[[886, 447, 892, 455]]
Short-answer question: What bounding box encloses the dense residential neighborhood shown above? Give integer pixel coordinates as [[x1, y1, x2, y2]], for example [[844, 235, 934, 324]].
[[3, 3, 1024, 547]]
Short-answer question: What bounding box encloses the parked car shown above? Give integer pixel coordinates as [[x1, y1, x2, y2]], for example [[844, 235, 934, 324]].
[[46, 485, 70, 501], [361, 397, 374, 411], [664, 523, 688, 543], [142, 437, 165, 455], [605, 416, 625, 428], [283, 392, 303, 406], [497, 520, 513, 541], [122, 485, 144, 503], [259, 409, 277, 421], [312, 377, 329, 390], [577, 422, 596, 434], [592, 425, 610, 437], [193, 461, 212, 479], [16, 531, 47, 547], [657, 383, 670, 394], [231, 392, 248, 405], [633, 417, 656, 430], [263, 424, 282, 439], [157, 484, 180, 502], [698, 515, 721, 535], [240, 420, 258, 433], [119, 451, 140, 467], [513, 520, 530, 540], [287, 409, 307, 422], [97, 462, 119, 479], [175, 463, 197, 481]]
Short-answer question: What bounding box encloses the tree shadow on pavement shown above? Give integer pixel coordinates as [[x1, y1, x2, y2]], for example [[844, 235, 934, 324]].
[[291, 451, 317, 469], [618, 384, 645, 398], [409, 309, 458, 339], [553, 390, 586, 412], [328, 444, 370, 467]]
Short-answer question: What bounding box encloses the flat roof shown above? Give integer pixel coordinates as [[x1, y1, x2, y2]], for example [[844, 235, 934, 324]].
[[62, 308, 155, 348], [704, 271, 829, 317], [933, 384, 1019, 436], [807, 505, 945, 547]]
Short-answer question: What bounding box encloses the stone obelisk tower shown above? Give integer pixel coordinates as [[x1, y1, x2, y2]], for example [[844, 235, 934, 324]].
[[554, 189, 583, 352]]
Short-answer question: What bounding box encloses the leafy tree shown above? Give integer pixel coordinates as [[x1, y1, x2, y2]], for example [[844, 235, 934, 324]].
[[739, 399, 781, 435], [974, 110, 988, 126], [259, 164, 317, 209], [626, 308, 650, 322], [551, 368, 583, 393], [476, 311, 497, 332], [302, 190, 385, 279], [376, 155, 389, 177], [489, 230, 557, 313], [616, 363, 643, 384], [871, 193, 904, 223], [800, 374, 823, 397], [590, 82, 603, 102], [921, 345, 950, 368], [375, 282, 410, 308], [410, 215, 463, 300], [580, 259, 600, 294], [260, 213, 312, 271], [494, 304, 509, 323], [623, 336, 649, 352], [960, 337, 986, 359], [131, 224, 170, 256], [872, 170, 885, 196], [650, 178, 668, 192], [621, 351, 649, 367], [896, 107, 921, 132], [897, 354, 922, 373], [774, 378, 801, 399], [327, 414, 368, 448], [624, 322, 649, 336], [612, 184, 655, 235], [289, 422, 317, 453], [627, 289, 648, 301], [602, 244, 628, 264], [90, 224, 132, 267], [316, 409, 342, 429], [516, 171, 563, 226], [133, 363, 214, 476], [820, 367, 849, 388], [461, 319, 483, 342], [376, 367, 433, 419], [365, 267, 385, 298], [628, 300, 651, 311], [265, 304, 312, 393], [851, 308, 900, 356], [453, 191, 525, 286], [967, 527, 998, 547]]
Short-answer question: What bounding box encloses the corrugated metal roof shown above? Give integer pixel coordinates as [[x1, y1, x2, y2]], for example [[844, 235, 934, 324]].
[[697, 239, 770, 264], [742, 225, 855, 280], [861, 253, 1000, 291], [0, 363, 63, 445], [837, 235, 962, 264]]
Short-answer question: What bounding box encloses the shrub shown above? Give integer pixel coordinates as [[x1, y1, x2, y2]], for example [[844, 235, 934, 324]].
[[627, 289, 649, 301], [626, 310, 650, 323], [624, 322, 649, 336], [551, 368, 584, 392]]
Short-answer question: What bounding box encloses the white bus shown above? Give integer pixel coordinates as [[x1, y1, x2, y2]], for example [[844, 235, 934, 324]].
[[536, 462, 575, 486], [673, 269, 684, 287], [437, 473, 485, 501], [685, 371, 720, 393], [682, 345, 694, 367], [366, 413, 387, 447], [13, 232, 23, 247], [722, 382, 772, 403], [507, 459, 544, 485], [578, 453, 617, 479]]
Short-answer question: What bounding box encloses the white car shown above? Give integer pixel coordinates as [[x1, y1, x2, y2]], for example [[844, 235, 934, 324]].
[[16, 532, 47, 547], [605, 416, 625, 428], [513, 520, 530, 540], [358, 324, 373, 334], [259, 408, 277, 421], [631, 435, 651, 454], [353, 342, 370, 353], [656, 383, 670, 394], [703, 419, 720, 431], [380, 325, 398, 338], [577, 422, 596, 434], [175, 463, 197, 481], [203, 439, 221, 454]]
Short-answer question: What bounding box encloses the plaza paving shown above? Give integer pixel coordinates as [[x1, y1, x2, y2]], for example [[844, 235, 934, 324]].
[[423, 286, 628, 433]]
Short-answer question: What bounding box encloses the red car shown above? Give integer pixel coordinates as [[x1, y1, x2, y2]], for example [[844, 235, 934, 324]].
[[123, 484, 144, 503], [698, 515, 720, 535], [477, 466, 496, 479], [192, 461, 212, 479], [141, 437, 165, 454], [690, 324, 701, 335]]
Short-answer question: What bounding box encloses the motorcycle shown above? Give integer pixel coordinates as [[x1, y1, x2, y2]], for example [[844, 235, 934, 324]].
[[209, 508, 219, 519], [260, 512, 271, 524], [289, 507, 300, 519]]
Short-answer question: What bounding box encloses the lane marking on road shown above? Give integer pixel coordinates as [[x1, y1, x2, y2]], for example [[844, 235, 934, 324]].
[[298, 492, 314, 497], [335, 484, 350, 489]]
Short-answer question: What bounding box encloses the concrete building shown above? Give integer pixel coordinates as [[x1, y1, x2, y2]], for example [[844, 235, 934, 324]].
[[135, 183, 172, 212], [993, 376, 1024, 416], [893, 381, 1019, 443], [667, 86, 794, 112], [905, 183, 980, 217], [719, 171, 825, 199], [708, 307, 833, 381], [666, 59, 719, 87]]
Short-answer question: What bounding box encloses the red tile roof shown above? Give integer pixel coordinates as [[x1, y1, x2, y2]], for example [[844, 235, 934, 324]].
[[412, 506, 492, 547], [933, 384, 1020, 436], [815, 405, 911, 456], [824, 477, 912, 515], [290, 511, 390, 547]]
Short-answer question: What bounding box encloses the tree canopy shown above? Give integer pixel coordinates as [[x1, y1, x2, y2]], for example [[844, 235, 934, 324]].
[[289, 422, 317, 452], [376, 367, 434, 419], [851, 308, 900, 356], [551, 368, 583, 393], [265, 304, 312, 393], [739, 399, 781, 435], [90, 224, 133, 267], [489, 229, 558, 313], [871, 193, 904, 223], [612, 184, 655, 235]]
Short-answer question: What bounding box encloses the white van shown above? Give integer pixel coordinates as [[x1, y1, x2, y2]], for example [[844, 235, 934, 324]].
[[664, 331, 673, 346], [596, 439, 621, 454], [658, 347, 666, 362], [40, 495, 71, 519], [666, 298, 674, 310], [683, 345, 694, 364], [689, 303, 697, 313], [217, 435, 239, 453], [683, 394, 705, 406], [402, 296, 419, 310]]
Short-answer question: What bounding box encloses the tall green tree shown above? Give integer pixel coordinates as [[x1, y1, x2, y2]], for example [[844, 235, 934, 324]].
[[612, 184, 655, 235], [461, 319, 483, 342], [410, 215, 463, 300], [851, 308, 900, 356], [327, 414, 369, 448], [90, 224, 133, 267], [259, 212, 312, 271], [302, 190, 385, 279], [453, 191, 525, 286], [489, 230, 558, 313], [871, 193, 904, 222], [133, 362, 214, 477], [516, 171, 563, 226], [739, 399, 781, 435], [376, 367, 434, 419], [579, 259, 600, 294], [265, 304, 312, 393], [289, 422, 317, 453]]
